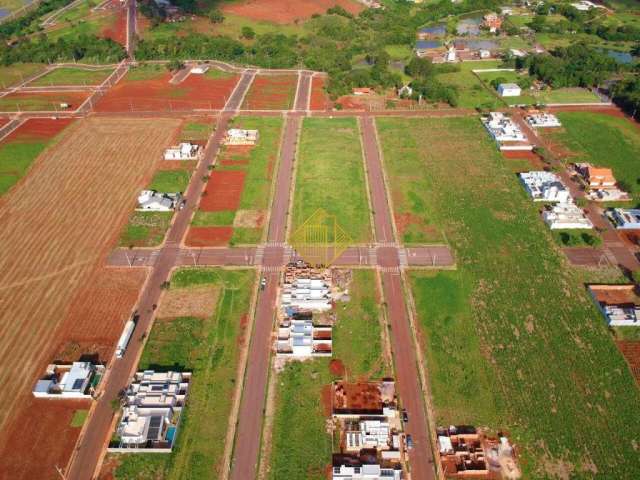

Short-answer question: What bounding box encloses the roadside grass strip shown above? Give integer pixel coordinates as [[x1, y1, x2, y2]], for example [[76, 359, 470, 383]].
[[268, 270, 386, 479], [292, 117, 372, 243], [112, 268, 255, 480], [377, 116, 640, 477], [549, 112, 640, 202]]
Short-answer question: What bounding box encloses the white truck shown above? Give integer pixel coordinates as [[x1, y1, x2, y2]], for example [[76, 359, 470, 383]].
[[115, 318, 137, 359]]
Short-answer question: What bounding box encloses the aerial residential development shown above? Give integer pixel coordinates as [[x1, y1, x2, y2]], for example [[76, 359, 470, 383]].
[[0, 0, 640, 479]]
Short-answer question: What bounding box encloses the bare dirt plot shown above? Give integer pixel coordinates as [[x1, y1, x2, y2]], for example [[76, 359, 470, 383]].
[[616, 341, 640, 382], [221, 0, 363, 24], [242, 74, 297, 110], [0, 397, 91, 480], [157, 285, 220, 319], [0, 116, 180, 440]]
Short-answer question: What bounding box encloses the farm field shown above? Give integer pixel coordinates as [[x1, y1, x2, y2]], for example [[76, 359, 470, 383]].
[[377, 116, 640, 477], [95, 64, 239, 112], [0, 63, 45, 88], [242, 74, 297, 110], [29, 66, 114, 86], [0, 90, 89, 111], [0, 116, 179, 441], [105, 268, 255, 480], [0, 118, 73, 195], [187, 116, 283, 246], [268, 269, 387, 480], [220, 0, 363, 24], [291, 117, 371, 243], [547, 112, 640, 202]]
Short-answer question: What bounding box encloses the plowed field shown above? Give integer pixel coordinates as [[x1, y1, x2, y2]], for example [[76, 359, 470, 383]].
[[242, 74, 297, 110], [96, 67, 239, 112], [199, 170, 246, 211], [0, 116, 179, 438], [221, 0, 363, 24]]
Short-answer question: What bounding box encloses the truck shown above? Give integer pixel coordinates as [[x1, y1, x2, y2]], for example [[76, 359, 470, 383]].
[[115, 314, 138, 359]]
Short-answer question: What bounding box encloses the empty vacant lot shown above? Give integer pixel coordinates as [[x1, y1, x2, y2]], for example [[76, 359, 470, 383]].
[[0, 116, 180, 437]]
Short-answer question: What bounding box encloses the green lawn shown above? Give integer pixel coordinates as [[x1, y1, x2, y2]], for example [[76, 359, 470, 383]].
[[149, 169, 192, 193], [118, 211, 173, 247], [292, 117, 371, 243], [192, 210, 235, 226], [535, 88, 601, 104], [0, 93, 83, 111], [30, 67, 113, 86], [125, 63, 166, 81], [269, 269, 387, 479], [551, 112, 640, 202], [437, 62, 502, 109], [377, 116, 640, 477], [180, 119, 213, 142], [0, 63, 45, 88], [113, 268, 255, 480]]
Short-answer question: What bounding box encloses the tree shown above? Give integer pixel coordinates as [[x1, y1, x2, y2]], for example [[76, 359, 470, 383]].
[[405, 56, 434, 79], [208, 8, 224, 24], [241, 26, 255, 40]]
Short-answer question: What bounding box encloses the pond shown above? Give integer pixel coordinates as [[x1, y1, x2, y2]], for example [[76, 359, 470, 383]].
[[456, 17, 482, 36], [418, 24, 446, 37], [603, 49, 635, 65]]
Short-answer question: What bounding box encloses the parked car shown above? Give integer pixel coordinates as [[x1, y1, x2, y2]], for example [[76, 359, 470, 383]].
[[260, 277, 267, 290], [406, 434, 414, 450], [402, 409, 408, 423]]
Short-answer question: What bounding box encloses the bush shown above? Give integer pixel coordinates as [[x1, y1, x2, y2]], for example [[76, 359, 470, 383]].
[[632, 270, 640, 285], [241, 26, 255, 40], [208, 8, 224, 24]]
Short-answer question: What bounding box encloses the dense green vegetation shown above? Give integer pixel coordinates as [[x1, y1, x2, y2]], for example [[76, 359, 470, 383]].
[[378, 116, 640, 477], [612, 75, 640, 120], [292, 117, 371, 243], [113, 268, 255, 480]]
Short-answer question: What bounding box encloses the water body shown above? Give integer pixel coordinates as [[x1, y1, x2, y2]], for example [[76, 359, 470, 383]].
[[603, 49, 634, 65], [456, 17, 482, 36], [419, 24, 446, 37]]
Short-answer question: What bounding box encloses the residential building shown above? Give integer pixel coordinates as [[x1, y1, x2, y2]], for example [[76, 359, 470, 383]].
[[137, 190, 180, 211], [519, 171, 570, 203], [224, 128, 259, 146], [607, 208, 640, 229], [164, 142, 202, 161], [111, 371, 191, 451], [397, 85, 413, 97], [509, 48, 527, 58], [479, 49, 491, 59], [588, 284, 640, 327], [281, 277, 332, 311], [526, 113, 561, 128], [572, 0, 604, 11], [481, 112, 531, 150], [344, 420, 394, 451], [276, 318, 332, 357], [33, 362, 104, 399], [482, 13, 502, 33], [498, 83, 521, 97], [573, 163, 630, 201], [543, 203, 593, 230], [332, 380, 398, 418], [332, 452, 403, 480]]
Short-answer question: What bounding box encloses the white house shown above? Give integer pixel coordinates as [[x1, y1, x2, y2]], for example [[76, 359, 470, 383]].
[[33, 362, 104, 399], [607, 208, 640, 230], [190, 65, 209, 74], [345, 420, 392, 451], [498, 83, 521, 97], [481, 112, 531, 150], [589, 285, 640, 327], [519, 171, 571, 203], [543, 203, 593, 230], [276, 319, 332, 357], [137, 190, 180, 212], [164, 142, 202, 161], [224, 129, 259, 146], [572, 1, 604, 11], [111, 371, 191, 451], [332, 461, 402, 480], [281, 277, 332, 311], [479, 49, 491, 59], [526, 113, 561, 128]]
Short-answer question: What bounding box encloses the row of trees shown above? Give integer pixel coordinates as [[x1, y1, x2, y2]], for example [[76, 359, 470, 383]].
[[612, 76, 640, 119], [0, 0, 73, 39]]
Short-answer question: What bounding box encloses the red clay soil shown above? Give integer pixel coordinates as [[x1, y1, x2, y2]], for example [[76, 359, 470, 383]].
[[199, 169, 246, 211], [310, 76, 332, 111], [186, 226, 234, 246], [159, 159, 197, 171], [336, 95, 365, 110], [242, 75, 297, 110], [4, 118, 74, 141], [616, 341, 640, 382], [320, 383, 333, 417], [95, 71, 239, 112], [101, 3, 127, 47], [0, 397, 91, 480], [222, 0, 363, 24], [0, 91, 90, 111], [619, 230, 640, 249], [0, 117, 8, 128], [52, 267, 147, 364], [329, 358, 345, 376]]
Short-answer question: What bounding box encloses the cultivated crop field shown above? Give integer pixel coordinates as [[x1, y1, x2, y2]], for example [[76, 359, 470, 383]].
[[188, 116, 283, 246], [377, 116, 640, 477], [220, 0, 363, 24], [546, 112, 640, 202], [106, 268, 255, 480], [291, 117, 371, 243], [267, 270, 388, 479], [242, 74, 297, 110], [0, 116, 180, 441]]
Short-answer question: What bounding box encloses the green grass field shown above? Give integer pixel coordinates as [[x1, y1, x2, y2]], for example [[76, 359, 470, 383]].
[[113, 268, 255, 480], [30, 67, 113, 86], [180, 119, 213, 142], [70, 409, 88, 428], [268, 270, 387, 479], [125, 63, 166, 81], [149, 169, 192, 193], [292, 117, 371, 243], [118, 211, 173, 247], [0, 63, 45, 88], [45, 10, 115, 41], [437, 61, 502, 109], [551, 112, 640, 202], [377, 116, 640, 477]]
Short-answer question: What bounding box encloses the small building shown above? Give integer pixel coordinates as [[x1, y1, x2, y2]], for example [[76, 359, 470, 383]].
[[137, 190, 180, 212], [276, 319, 332, 357], [588, 284, 640, 327], [519, 171, 570, 203], [110, 371, 191, 452], [33, 362, 104, 399], [332, 453, 403, 480], [190, 65, 209, 74], [572, 0, 604, 11], [332, 380, 398, 418], [281, 277, 332, 311], [573, 163, 630, 202], [481, 112, 531, 151], [224, 128, 259, 146], [479, 49, 491, 59], [353, 87, 373, 96], [397, 85, 413, 97], [509, 48, 527, 58], [607, 208, 640, 230], [543, 203, 593, 230], [482, 13, 502, 33], [498, 83, 521, 97], [164, 142, 202, 161], [526, 113, 561, 128], [445, 45, 457, 63]]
